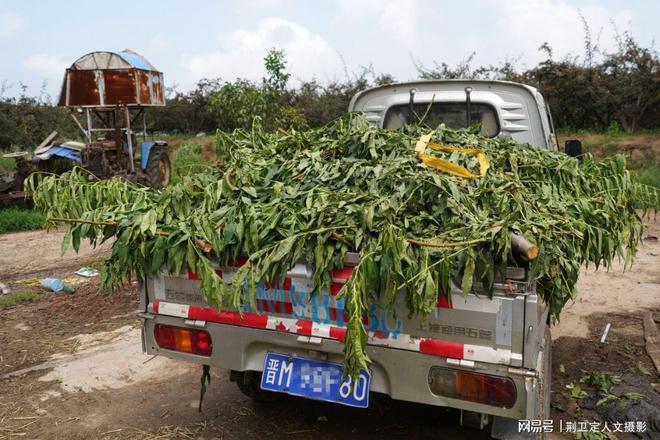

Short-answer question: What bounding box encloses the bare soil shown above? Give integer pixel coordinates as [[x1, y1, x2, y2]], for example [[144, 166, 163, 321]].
[[0, 218, 659, 439], [0, 228, 111, 280]]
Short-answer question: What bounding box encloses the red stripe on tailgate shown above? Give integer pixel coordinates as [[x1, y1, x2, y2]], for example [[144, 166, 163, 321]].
[[436, 295, 452, 309], [187, 306, 269, 329], [330, 282, 343, 296], [329, 326, 346, 341], [296, 320, 312, 336], [332, 267, 353, 281], [230, 257, 248, 267], [154, 302, 469, 360], [419, 338, 464, 359]]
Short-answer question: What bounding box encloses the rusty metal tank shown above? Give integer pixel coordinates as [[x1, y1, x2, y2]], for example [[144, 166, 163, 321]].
[[58, 50, 165, 107]]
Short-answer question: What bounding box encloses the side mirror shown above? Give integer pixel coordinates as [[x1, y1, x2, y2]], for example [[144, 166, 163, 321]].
[[565, 139, 583, 163]]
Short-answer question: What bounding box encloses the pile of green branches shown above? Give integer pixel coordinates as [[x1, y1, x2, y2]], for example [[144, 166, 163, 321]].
[[27, 114, 657, 378]]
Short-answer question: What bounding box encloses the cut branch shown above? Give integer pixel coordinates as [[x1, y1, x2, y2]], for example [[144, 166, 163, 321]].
[[47, 217, 213, 252], [510, 233, 539, 260]]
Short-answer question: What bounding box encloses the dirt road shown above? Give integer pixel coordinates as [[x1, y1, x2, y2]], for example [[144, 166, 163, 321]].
[[0, 228, 111, 279], [0, 219, 658, 439]]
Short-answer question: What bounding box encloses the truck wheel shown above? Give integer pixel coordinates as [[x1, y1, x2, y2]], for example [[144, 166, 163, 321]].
[[231, 371, 282, 403], [145, 146, 171, 189]]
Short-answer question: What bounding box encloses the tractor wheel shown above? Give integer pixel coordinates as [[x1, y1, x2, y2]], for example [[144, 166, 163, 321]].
[[145, 146, 171, 189]]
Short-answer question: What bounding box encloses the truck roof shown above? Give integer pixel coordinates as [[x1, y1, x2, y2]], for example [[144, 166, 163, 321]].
[[348, 79, 540, 112]]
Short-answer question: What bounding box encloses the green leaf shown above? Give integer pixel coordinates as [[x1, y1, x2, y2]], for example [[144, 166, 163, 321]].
[[461, 250, 475, 296], [61, 228, 71, 256], [270, 236, 295, 262], [72, 225, 81, 253], [596, 394, 618, 407], [140, 209, 158, 235]]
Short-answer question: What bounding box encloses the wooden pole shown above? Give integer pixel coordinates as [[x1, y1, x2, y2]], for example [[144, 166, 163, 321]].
[[510, 233, 539, 260]]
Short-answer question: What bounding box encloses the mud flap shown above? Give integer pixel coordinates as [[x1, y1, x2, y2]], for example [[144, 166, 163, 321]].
[[491, 417, 534, 440]]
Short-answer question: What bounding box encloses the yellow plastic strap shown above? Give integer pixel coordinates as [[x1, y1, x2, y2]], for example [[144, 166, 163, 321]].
[[415, 133, 489, 178]]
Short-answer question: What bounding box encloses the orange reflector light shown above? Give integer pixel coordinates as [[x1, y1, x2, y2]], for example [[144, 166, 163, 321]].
[[154, 324, 212, 356], [428, 367, 516, 408]]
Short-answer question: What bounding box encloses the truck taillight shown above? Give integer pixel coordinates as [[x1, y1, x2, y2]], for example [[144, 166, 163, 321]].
[[428, 367, 516, 408], [154, 324, 212, 356]]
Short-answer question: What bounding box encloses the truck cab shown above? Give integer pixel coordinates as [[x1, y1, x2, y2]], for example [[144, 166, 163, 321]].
[[140, 80, 554, 440], [349, 79, 558, 151]]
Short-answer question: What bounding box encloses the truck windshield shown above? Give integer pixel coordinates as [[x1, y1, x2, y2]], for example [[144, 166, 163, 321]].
[[384, 102, 500, 137]]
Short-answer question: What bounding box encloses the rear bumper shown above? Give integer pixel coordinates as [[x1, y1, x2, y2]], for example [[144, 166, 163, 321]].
[[141, 312, 546, 420]]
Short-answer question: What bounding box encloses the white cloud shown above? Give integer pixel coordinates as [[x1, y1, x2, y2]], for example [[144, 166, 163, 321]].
[[23, 54, 69, 79], [0, 11, 25, 36], [147, 33, 169, 51], [339, 0, 419, 45], [184, 17, 342, 84], [497, 0, 634, 65], [377, 0, 418, 45]]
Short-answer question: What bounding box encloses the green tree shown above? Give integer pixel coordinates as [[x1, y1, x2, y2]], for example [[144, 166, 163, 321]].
[[264, 48, 291, 92], [601, 31, 660, 132]]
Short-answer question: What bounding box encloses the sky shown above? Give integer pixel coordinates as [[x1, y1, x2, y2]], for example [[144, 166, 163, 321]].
[[0, 0, 657, 101]]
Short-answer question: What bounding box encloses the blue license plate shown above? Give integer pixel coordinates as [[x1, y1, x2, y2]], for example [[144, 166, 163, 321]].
[[260, 353, 371, 408]]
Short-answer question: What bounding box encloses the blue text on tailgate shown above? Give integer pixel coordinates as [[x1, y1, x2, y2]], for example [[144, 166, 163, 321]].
[[260, 353, 371, 408]]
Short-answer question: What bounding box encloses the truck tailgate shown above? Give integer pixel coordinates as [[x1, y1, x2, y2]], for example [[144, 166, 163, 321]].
[[146, 261, 539, 368]]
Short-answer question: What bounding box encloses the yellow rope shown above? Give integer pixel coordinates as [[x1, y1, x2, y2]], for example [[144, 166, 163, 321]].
[[415, 133, 489, 178]]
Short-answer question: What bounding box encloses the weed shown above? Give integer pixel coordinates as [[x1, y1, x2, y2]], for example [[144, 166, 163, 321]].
[[596, 394, 618, 407], [623, 392, 646, 401], [0, 291, 41, 308], [0, 206, 45, 234], [580, 371, 621, 394], [636, 362, 651, 376], [170, 143, 213, 185], [567, 383, 589, 399], [633, 166, 660, 189], [0, 156, 17, 172]]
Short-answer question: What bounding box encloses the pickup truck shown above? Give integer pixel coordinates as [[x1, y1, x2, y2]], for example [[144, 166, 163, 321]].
[[139, 80, 559, 439]]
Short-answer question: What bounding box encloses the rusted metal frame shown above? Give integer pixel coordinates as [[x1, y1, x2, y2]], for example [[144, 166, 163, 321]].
[[65, 71, 71, 106], [125, 106, 135, 173], [143, 111, 148, 141], [85, 109, 93, 140], [134, 70, 141, 105], [113, 108, 121, 151], [130, 108, 144, 129], [92, 110, 112, 129], [69, 112, 90, 140], [146, 71, 155, 105], [95, 70, 106, 106]]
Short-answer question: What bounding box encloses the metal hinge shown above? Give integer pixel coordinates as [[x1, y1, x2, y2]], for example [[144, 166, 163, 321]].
[[446, 358, 476, 368], [507, 367, 538, 378], [297, 335, 323, 345]]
